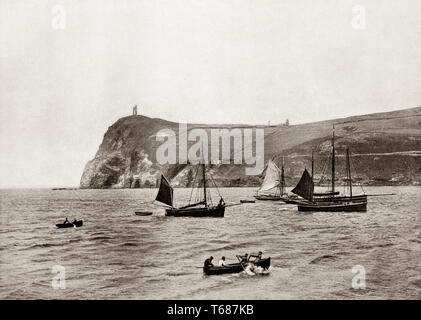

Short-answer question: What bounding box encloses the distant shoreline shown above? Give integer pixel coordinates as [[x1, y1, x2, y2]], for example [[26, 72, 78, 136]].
[[1, 184, 420, 190], [66, 184, 420, 190]]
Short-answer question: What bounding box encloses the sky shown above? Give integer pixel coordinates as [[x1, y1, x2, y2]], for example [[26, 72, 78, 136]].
[[0, 0, 420, 187]]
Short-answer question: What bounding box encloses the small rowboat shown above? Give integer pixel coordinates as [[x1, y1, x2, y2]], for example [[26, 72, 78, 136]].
[[254, 194, 281, 201], [135, 211, 153, 216], [240, 200, 255, 203], [56, 220, 83, 228], [204, 257, 271, 275]]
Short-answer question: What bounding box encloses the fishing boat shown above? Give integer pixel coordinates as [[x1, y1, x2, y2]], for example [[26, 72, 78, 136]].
[[292, 126, 367, 212], [155, 162, 226, 217], [56, 220, 83, 228], [254, 157, 298, 203], [240, 199, 256, 203], [204, 257, 271, 275], [135, 211, 153, 216], [254, 159, 285, 201]]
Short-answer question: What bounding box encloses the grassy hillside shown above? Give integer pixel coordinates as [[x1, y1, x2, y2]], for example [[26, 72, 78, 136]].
[[80, 106, 421, 188]]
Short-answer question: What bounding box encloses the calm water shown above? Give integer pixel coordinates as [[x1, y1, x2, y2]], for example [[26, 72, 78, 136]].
[[0, 187, 420, 299]]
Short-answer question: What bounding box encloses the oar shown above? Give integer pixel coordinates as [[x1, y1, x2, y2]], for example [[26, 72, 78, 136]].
[[236, 255, 251, 273]]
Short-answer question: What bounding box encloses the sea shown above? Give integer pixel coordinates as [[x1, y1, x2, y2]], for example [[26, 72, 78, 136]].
[[0, 187, 420, 299]]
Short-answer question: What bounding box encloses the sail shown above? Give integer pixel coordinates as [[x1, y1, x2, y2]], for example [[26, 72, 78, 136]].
[[291, 169, 314, 201], [155, 175, 173, 207], [280, 163, 285, 195], [259, 160, 281, 192]]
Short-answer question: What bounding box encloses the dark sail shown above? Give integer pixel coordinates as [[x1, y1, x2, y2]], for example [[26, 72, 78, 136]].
[[155, 175, 173, 207], [291, 169, 314, 201]]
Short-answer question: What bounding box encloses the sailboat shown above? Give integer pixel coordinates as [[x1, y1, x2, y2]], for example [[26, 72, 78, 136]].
[[155, 162, 226, 217], [254, 159, 284, 201], [292, 126, 367, 212]]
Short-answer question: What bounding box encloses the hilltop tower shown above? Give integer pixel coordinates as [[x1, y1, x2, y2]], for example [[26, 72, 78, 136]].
[[133, 105, 138, 115]]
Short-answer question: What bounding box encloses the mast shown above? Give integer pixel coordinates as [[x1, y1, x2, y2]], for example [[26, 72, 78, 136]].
[[311, 149, 314, 178], [200, 142, 207, 207], [170, 184, 174, 208], [331, 124, 335, 193], [275, 158, 282, 196], [346, 147, 353, 197], [281, 157, 285, 195], [202, 162, 207, 206]]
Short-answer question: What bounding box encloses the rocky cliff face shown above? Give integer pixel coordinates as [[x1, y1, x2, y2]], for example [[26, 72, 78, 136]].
[[80, 116, 177, 188], [80, 107, 421, 188]]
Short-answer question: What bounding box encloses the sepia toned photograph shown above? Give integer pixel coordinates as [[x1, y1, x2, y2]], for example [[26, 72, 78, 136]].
[[0, 0, 420, 306]]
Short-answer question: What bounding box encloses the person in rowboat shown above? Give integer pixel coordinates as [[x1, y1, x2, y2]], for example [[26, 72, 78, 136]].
[[218, 256, 226, 267], [63, 217, 70, 224], [218, 198, 225, 207], [250, 251, 263, 262], [204, 256, 214, 270]]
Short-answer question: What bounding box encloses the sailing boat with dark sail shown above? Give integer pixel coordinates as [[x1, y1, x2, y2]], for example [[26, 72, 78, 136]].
[[292, 126, 367, 212], [155, 163, 226, 217], [254, 159, 284, 201]]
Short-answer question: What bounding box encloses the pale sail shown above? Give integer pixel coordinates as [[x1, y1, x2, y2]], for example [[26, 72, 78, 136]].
[[259, 160, 281, 192]]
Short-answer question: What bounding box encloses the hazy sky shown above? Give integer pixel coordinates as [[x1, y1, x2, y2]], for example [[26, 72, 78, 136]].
[[0, 0, 420, 187]]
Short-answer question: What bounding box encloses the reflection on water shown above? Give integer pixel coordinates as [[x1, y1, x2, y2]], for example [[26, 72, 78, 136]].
[[0, 187, 420, 299]]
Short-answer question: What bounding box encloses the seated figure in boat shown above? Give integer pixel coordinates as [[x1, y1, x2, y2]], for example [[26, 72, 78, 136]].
[[249, 251, 263, 262], [218, 198, 225, 207], [203, 256, 214, 270], [63, 217, 69, 224], [218, 256, 226, 267]]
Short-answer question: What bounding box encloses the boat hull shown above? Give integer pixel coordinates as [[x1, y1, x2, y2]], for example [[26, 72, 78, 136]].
[[135, 212, 153, 216], [56, 220, 83, 228], [254, 195, 281, 201], [204, 257, 271, 275], [313, 194, 367, 203], [297, 200, 367, 212], [240, 200, 255, 203], [166, 205, 225, 217]]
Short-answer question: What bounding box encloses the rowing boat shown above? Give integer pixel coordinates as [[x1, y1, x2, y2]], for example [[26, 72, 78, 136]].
[[135, 211, 153, 216], [56, 220, 83, 228], [204, 257, 271, 275]]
